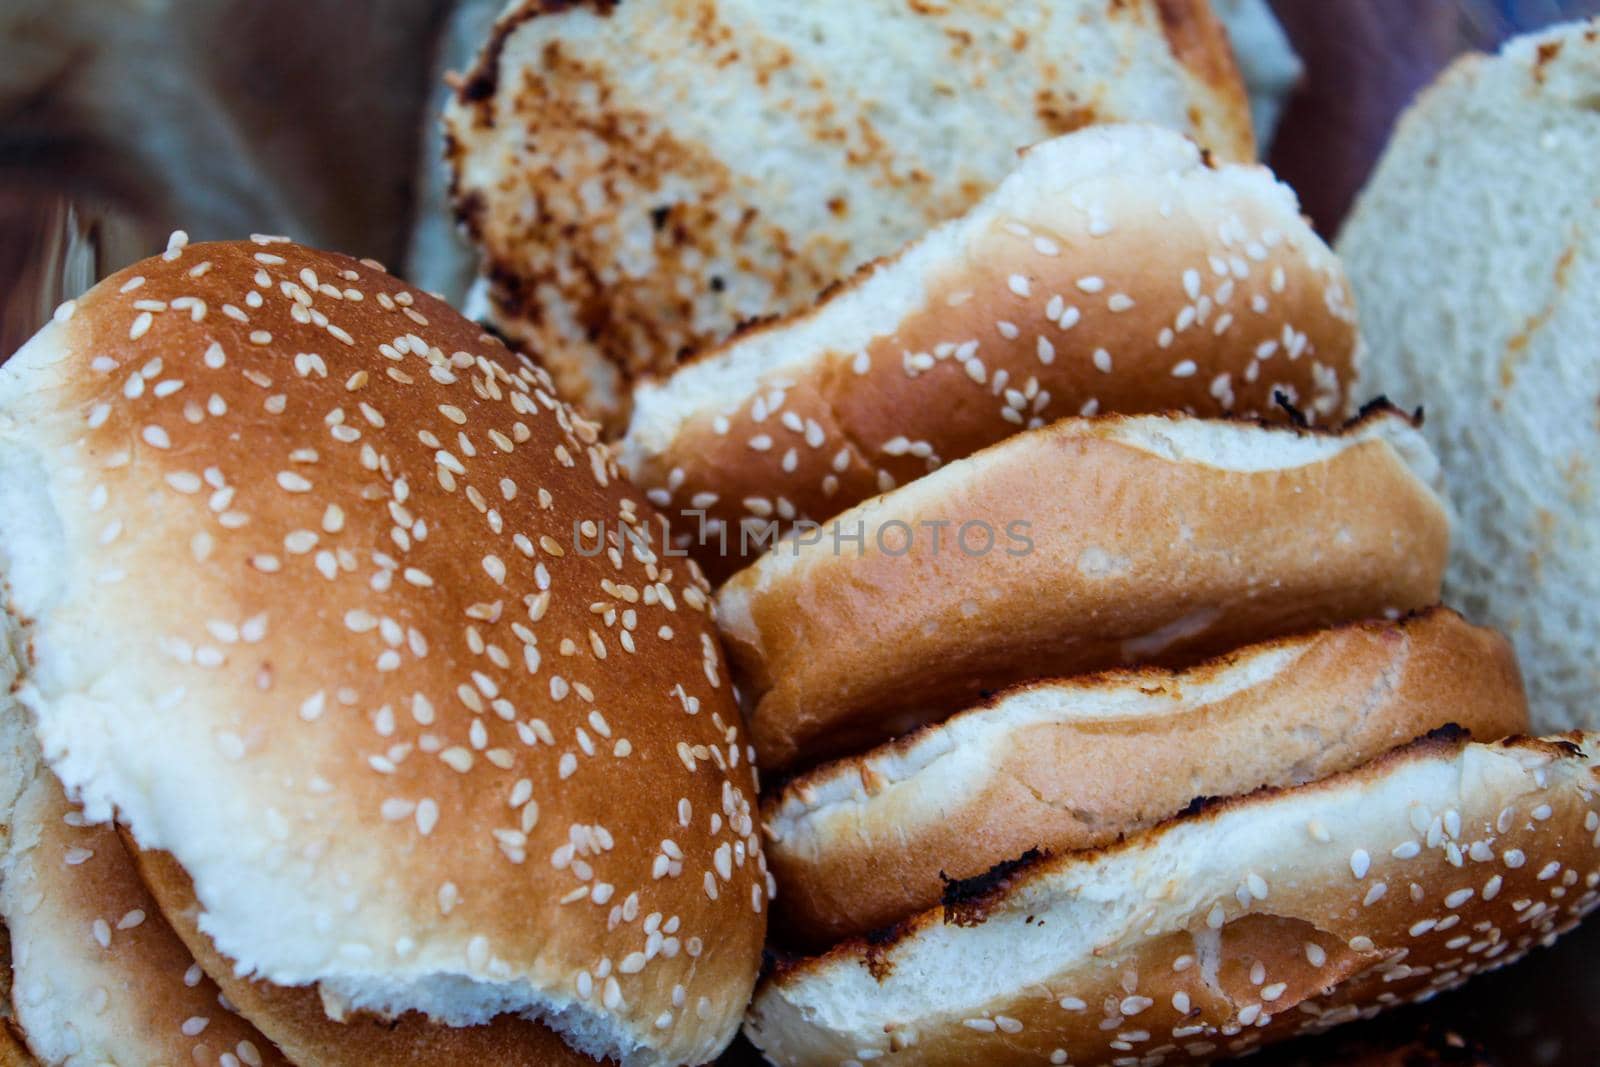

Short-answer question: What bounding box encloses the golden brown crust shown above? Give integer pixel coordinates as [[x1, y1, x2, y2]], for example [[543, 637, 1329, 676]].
[[765, 609, 1529, 946], [445, 0, 1256, 424], [717, 410, 1450, 773], [132, 845, 601, 1066], [1, 236, 766, 1064], [748, 732, 1600, 1066], [625, 127, 1358, 582]]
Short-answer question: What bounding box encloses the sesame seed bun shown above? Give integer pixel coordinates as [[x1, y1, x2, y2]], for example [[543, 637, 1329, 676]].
[[747, 730, 1600, 1066], [0, 237, 767, 1065], [445, 0, 1253, 424], [717, 405, 1451, 774], [0, 697, 286, 1066], [765, 608, 1529, 947], [621, 124, 1360, 581]]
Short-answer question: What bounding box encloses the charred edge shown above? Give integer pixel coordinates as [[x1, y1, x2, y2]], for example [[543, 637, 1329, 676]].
[[1274, 390, 1310, 428], [442, 128, 486, 240], [940, 848, 1045, 927], [456, 0, 620, 107], [860, 922, 910, 982]]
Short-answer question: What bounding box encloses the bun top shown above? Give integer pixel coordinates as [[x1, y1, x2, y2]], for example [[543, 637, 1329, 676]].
[[0, 236, 767, 1066]]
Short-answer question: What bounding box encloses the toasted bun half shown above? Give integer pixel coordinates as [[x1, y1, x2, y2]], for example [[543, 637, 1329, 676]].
[[446, 0, 1253, 421], [0, 238, 766, 1066], [0, 697, 286, 1066], [765, 608, 1528, 946], [747, 730, 1600, 1066], [1336, 19, 1600, 736], [622, 125, 1359, 580], [717, 406, 1451, 773]]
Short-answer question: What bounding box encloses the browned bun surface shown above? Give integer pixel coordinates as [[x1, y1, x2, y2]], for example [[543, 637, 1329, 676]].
[[765, 608, 1528, 946], [131, 845, 599, 1066], [748, 731, 1600, 1066], [622, 125, 1359, 582], [717, 406, 1450, 773], [0, 236, 767, 1066]]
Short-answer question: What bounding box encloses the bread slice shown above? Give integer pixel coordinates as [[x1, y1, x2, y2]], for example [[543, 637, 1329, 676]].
[[765, 608, 1528, 947], [445, 0, 1254, 422], [1336, 19, 1600, 735], [747, 730, 1600, 1066], [622, 124, 1359, 581], [716, 406, 1451, 773]]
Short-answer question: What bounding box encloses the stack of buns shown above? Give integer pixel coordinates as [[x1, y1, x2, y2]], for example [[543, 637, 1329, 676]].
[[0, 237, 769, 1065], [619, 124, 1600, 1064], [620, 124, 1360, 581]]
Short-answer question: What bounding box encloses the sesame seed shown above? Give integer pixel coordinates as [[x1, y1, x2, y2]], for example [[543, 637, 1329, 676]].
[[1171, 360, 1198, 379], [1350, 850, 1371, 879], [1007, 274, 1031, 297]]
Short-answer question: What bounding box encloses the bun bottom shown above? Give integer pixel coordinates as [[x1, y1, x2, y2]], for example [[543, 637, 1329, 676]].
[[749, 732, 1600, 1067], [132, 846, 602, 1067]]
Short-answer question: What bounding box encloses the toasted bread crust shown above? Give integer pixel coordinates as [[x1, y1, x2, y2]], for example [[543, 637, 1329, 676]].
[[446, 1, 1256, 423]]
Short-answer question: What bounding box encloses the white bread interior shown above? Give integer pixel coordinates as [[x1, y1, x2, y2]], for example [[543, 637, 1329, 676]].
[[1337, 17, 1600, 734]]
